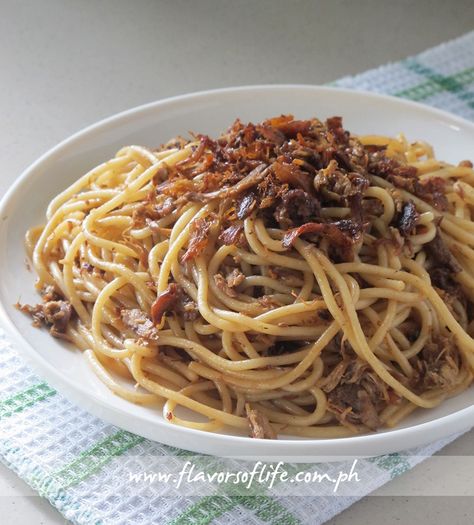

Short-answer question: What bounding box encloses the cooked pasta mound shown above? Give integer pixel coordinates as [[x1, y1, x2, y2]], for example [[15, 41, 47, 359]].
[[21, 115, 474, 439]]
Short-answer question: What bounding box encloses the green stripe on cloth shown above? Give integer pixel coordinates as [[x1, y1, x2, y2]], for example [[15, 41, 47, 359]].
[[169, 495, 236, 525], [52, 430, 144, 488], [170, 493, 301, 525], [403, 61, 474, 108], [395, 67, 474, 102], [368, 452, 411, 480], [0, 382, 56, 419], [236, 494, 301, 525], [167, 453, 303, 525]]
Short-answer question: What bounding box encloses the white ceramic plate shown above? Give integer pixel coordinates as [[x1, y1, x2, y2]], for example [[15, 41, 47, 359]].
[[1, 86, 474, 461]]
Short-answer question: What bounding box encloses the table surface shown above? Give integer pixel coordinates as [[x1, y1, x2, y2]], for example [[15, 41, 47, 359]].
[[1, 1, 474, 523]]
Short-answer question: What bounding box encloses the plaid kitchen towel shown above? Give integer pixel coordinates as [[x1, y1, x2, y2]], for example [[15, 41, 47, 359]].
[[1, 30, 474, 525]]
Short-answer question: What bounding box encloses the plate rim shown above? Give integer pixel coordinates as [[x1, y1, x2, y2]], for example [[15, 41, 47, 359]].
[[1, 84, 474, 458]]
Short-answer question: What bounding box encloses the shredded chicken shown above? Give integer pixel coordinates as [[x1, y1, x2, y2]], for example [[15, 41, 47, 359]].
[[121, 309, 160, 341], [18, 300, 73, 340], [273, 189, 320, 230], [218, 224, 245, 247], [369, 153, 448, 210], [425, 231, 463, 298], [17, 285, 74, 340], [396, 201, 419, 237], [411, 336, 460, 392], [282, 220, 364, 262], [181, 215, 216, 262], [214, 269, 245, 297], [150, 283, 198, 324], [245, 404, 277, 439], [321, 355, 391, 430]]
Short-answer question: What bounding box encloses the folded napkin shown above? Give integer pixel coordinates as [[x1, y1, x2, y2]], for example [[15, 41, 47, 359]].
[[1, 30, 473, 525]]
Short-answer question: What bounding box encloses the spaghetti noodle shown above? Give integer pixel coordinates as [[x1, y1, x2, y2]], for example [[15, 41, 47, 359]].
[[21, 115, 474, 439]]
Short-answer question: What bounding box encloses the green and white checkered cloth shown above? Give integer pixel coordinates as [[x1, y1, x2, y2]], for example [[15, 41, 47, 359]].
[[1, 30, 474, 525]]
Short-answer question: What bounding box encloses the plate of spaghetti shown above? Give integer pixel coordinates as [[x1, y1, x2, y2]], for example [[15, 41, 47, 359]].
[[1, 86, 474, 459]]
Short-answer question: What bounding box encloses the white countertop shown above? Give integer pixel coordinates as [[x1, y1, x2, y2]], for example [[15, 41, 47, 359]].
[[1, 1, 473, 523]]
